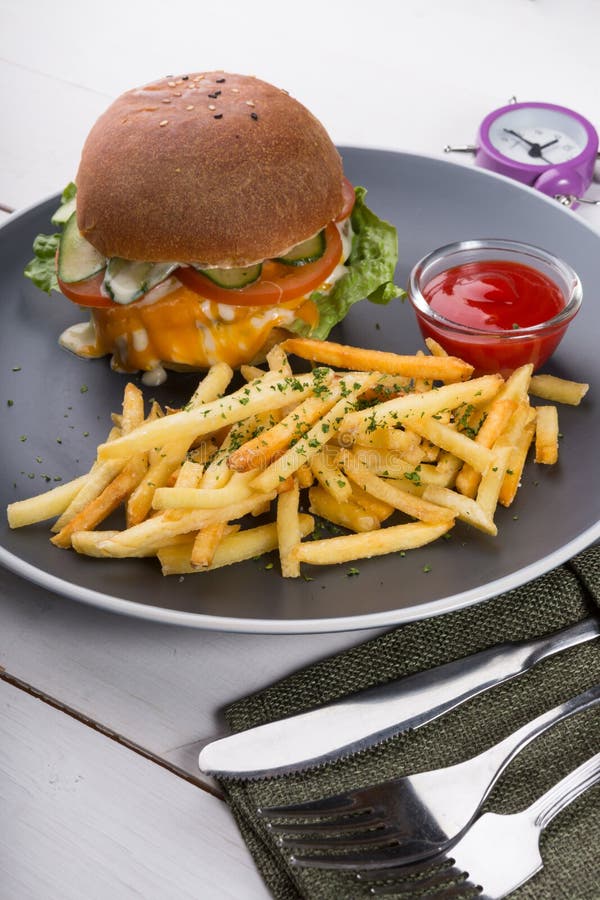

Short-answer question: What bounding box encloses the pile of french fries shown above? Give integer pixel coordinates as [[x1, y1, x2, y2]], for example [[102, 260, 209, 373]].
[[6, 337, 589, 577]]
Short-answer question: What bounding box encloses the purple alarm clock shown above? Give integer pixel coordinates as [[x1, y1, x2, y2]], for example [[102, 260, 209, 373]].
[[447, 101, 599, 208]]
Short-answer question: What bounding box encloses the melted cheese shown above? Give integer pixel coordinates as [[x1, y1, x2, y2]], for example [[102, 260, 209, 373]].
[[60, 285, 319, 373]]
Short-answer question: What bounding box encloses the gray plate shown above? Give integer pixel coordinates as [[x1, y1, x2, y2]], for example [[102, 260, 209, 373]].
[[0, 149, 598, 633]]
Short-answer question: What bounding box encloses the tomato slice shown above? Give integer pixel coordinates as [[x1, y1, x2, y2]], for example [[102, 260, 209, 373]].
[[175, 222, 343, 306], [336, 177, 356, 222], [57, 270, 115, 308]]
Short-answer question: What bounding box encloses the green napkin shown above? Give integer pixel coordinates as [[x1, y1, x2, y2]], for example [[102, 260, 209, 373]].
[[219, 545, 600, 900]]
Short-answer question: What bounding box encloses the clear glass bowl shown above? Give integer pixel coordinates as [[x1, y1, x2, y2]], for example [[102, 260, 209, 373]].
[[407, 239, 582, 376]]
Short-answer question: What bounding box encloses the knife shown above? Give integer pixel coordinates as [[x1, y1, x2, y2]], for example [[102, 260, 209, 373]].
[[199, 618, 599, 778]]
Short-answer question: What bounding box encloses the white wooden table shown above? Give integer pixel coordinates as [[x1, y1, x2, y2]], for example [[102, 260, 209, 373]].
[[1, 1, 600, 897]]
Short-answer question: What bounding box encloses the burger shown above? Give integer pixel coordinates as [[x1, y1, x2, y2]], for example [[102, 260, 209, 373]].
[[25, 72, 400, 384]]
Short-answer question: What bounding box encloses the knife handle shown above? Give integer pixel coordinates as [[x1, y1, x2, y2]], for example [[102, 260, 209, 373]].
[[356, 618, 600, 735]]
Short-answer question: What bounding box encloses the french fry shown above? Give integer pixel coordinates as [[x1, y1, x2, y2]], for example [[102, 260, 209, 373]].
[[56, 389, 163, 532], [421, 485, 496, 535], [159, 515, 314, 575], [72, 529, 196, 558], [400, 443, 428, 467], [188, 362, 234, 406], [97, 370, 330, 462], [476, 443, 513, 521], [151, 471, 255, 510], [71, 530, 120, 556], [277, 478, 302, 577], [308, 485, 380, 533], [404, 415, 494, 474], [96, 491, 277, 558], [228, 391, 341, 473], [202, 412, 276, 488], [174, 458, 205, 488], [349, 483, 395, 523], [529, 374, 589, 406], [535, 405, 559, 464], [496, 363, 533, 404], [266, 343, 292, 376], [52, 459, 124, 532], [52, 424, 125, 531], [455, 398, 518, 498], [250, 373, 379, 494], [120, 382, 145, 433], [7, 475, 89, 528], [424, 337, 448, 357], [340, 450, 456, 524], [51, 455, 148, 549], [240, 364, 265, 382], [433, 451, 463, 488], [342, 422, 419, 454], [191, 522, 230, 569], [309, 447, 352, 503], [281, 337, 474, 382], [127, 438, 189, 525], [358, 375, 413, 404], [294, 520, 453, 566], [296, 463, 315, 489], [499, 418, 536, 507], [351, 447, 435, 486], [413, 349, 433, 393], [417, 439, 440, 463], [345, 374, 503, 433]]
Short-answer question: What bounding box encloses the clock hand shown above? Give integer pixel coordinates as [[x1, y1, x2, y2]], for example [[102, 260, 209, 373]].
[[503, 128, 550, 160], [503, 128, 536, 147], [538, 138, 559, 151]]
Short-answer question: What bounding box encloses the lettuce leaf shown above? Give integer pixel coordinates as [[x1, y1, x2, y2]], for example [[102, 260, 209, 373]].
[[24, 232, 60, 294], [289, 186, 403, 340], [24, 183, 78, 293]]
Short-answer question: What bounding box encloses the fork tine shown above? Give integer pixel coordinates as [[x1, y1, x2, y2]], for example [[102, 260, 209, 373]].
[[357, 859, 471, 896], [267, 810, 384, 835], [278, 824, 403, 851], [257, 791, 361, 819], [288, 843, 449, 871], [258, 782, 391, 821]]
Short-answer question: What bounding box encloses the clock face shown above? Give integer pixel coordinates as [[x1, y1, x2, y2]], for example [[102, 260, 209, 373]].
[[487, 107, 588, 167]]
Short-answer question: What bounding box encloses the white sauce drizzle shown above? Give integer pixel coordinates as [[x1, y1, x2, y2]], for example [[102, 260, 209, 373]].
[[59, 319, 100, 355], [132, 328, 149, 352], [142, 363, 167, 386]]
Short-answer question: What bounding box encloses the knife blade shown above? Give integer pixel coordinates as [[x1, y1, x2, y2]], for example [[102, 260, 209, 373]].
[[199, 618, 599, 778]]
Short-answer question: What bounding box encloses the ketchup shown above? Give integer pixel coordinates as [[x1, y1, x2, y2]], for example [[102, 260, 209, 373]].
[[423, 260, 565, 331], [417, 259, 568, 375]]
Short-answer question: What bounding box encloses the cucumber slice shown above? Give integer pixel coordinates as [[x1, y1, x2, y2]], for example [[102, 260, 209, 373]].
[[104, 259, 177, 305], [51, 196, 77, 226], [276, 231, 325, 266], [58, 213, 106, 283], [195, 263, 262, 289]]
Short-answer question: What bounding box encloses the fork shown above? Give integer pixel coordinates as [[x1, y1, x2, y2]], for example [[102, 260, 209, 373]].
[[355, 752, 600, 897], [258, 683, 600, 869]]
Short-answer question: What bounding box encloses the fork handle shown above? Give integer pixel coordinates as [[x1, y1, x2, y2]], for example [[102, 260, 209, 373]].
[[527, 752, 600, 830], [480, 683, 600, 789]]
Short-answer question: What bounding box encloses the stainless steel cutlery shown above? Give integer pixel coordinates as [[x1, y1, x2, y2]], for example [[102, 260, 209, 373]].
[[355, 753, 600, 898], [259, 683, 600, 870], [199, 618, 599, 778]]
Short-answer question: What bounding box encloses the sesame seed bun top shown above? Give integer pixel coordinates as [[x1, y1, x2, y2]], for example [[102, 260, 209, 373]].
[[75, 72, 344, 267]]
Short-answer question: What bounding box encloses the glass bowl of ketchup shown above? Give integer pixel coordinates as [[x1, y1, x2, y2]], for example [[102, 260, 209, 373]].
[[407, 239, 582, 376]]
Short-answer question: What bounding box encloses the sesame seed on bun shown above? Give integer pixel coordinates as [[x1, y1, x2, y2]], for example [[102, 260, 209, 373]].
[[75, 72, 344, 267]]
